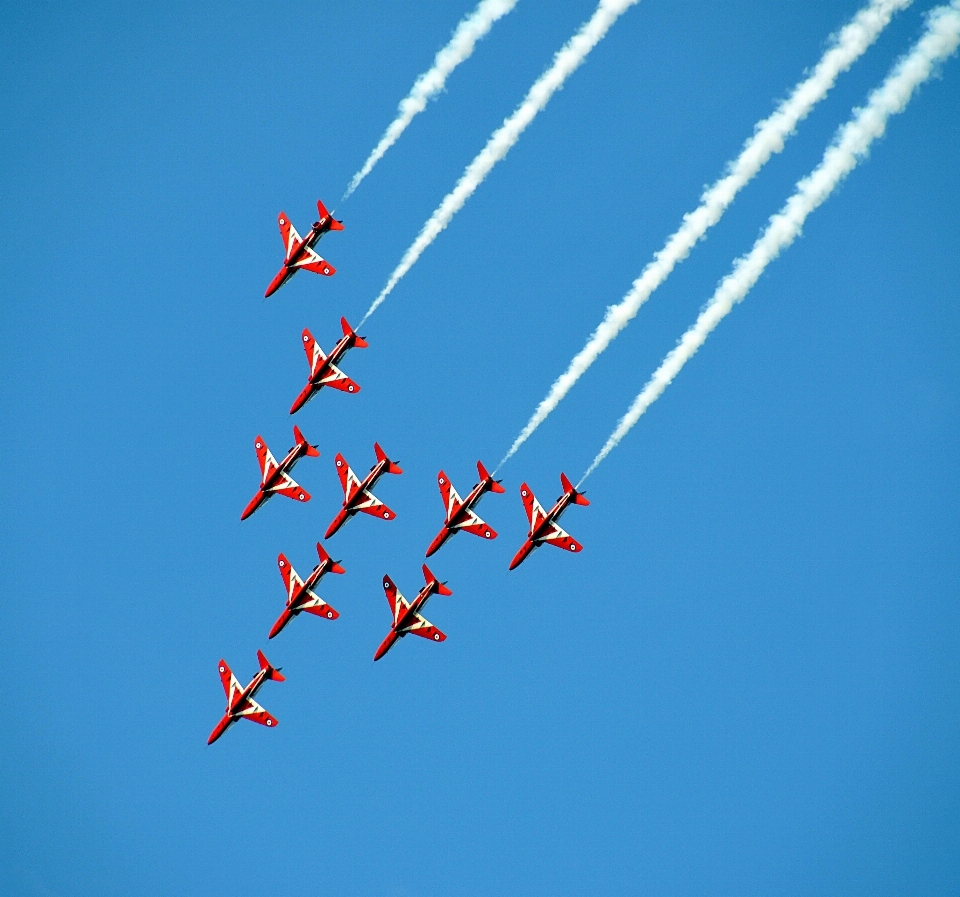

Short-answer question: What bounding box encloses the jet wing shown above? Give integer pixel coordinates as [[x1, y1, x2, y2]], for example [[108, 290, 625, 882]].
[[355, 489, 396, 520], [316, 361, 359, 393], [218, 660, 243, 705], [539, 520, 583, 554], [291, 244, 334, 276], [437, 471, 462, 522], [382, 574, 408, 625], [278, 212, 302, 261], [302, 328, 328, 373], [267, 471, 310, 502], [235, 696, 278, 728], [458, 508, 497, 540], [277, 554, 304, 603], [519, 483, 548, 532], [298, 591, 339, 620], [335, 455, 362, 503], [255, 437, 279, 485], [399, 612, 447, 642]]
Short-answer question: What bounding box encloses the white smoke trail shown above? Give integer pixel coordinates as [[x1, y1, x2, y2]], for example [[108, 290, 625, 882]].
[[343, 0, 520, 201], [498, 0, 913, 471], [359, 0, 641, 326], [580, 0, 960, 484]]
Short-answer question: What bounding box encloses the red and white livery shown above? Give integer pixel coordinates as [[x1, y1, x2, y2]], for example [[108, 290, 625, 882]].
[[289, 317, 368, 414], [269, 543, 344, 639], [374, 564, 453, 661], [264, 199, 343, 298], [324, 442, 402, 539], [426, 460, 505, 557], [207, 649, 285, 744], [509, 472, 590, 570], [241, 425, 319, 520]]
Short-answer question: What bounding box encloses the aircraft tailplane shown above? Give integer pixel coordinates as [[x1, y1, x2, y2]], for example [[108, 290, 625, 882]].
[[317, 199, 344, 230], [293, 425, 321, 457], [374, 442, 402, 474], [257, 649, 285, 681], [560, 472, 589, 505], [422, 563, 452, 596], [341, 316, 369, 348], [316, 542, 346, 574], [478, 460, 505, 492]]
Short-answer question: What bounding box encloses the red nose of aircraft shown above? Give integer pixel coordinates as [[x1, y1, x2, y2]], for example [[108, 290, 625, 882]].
[[207, 715, 231, 745], [373, 630, 399, 662], [425, 527, 451, 558], [240, 491, 265, 521], [508, 540, 535, 570], [324, 508, 349, 540], [264, 268, 289, 298]]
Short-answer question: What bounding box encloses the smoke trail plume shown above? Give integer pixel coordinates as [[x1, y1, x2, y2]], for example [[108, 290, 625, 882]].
[[359, 0, 640, 326], [343, 0, 520, 201], [498, 0, 912, 471], [580, 0, 960, 484]]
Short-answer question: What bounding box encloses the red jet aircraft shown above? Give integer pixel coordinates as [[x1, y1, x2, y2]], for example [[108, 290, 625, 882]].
[[264, 199, 343, 298], [269, 543, 344, 639], [324, 443, 402, 539], [374, 564, 452, 661], [426, 460, 505, 557], [207, 649, 285, 744], [289, 317, 368, 414], [509, 472, 589, 570], [241, 425, 319, 520]]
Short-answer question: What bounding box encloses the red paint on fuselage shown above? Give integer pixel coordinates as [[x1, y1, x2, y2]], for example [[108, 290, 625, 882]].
[[265, 266, 293, 298], [509, 489, 580, 570], [241, 491, 269, 521], [425, 527, 453, 557], [324, 452, 399, 539], [264, 208, 342, 297], [207, 660, 283, 744], [426, 470, 504, 557], [324, 507, 351, 540], [373, 629, 400, 662], [240, 437, 314, 521], [373, 575, 448, 662], [290, 324, 367, 413]]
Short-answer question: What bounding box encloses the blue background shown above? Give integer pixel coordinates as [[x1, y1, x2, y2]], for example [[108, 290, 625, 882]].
[[1, 1, 959, 894]]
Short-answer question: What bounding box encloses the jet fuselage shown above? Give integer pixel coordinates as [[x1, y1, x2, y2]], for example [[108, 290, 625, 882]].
[[325, 459, 391, 537]]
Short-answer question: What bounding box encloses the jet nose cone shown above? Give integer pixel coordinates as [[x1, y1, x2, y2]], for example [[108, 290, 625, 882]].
[[425, 530, 447, 557], [324, 510, 347, 540], [240, 494, 262, 520], [373, 631, 396, 661], [508, 544, 530, 570], [207, 717, 229, 744]]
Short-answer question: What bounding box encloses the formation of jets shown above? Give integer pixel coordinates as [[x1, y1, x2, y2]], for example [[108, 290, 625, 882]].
[[210, 200, 593, 742]]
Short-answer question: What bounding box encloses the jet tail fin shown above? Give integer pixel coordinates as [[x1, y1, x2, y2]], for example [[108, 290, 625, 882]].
[[341, 316, 369, 348], [422, 563, 453, 596], [560, 472, 590, 505], [293, 425, 321, 457], [257, 649, 285, 681], [478, 460, 505, 493], [317, 199, 344, 230], [316, 542, 346, 574], [374, 442, 402, 475]]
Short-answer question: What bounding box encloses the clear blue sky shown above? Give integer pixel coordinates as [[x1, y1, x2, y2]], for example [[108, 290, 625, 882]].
[[1, 2, 959, 894]]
